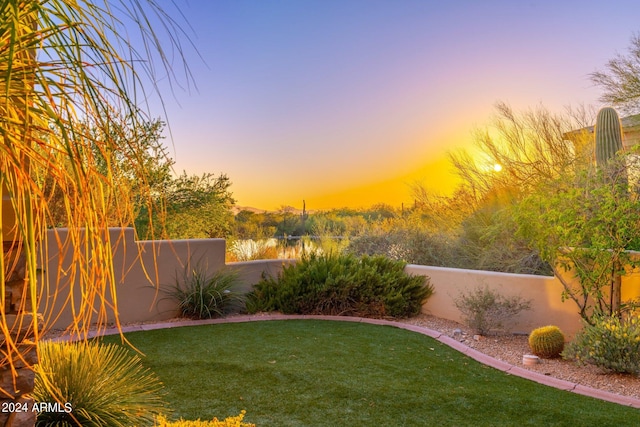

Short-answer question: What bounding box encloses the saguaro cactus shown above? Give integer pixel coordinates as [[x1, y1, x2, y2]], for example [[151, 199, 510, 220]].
[[595, 106, 624, 167], [594, 107, 626, 317]]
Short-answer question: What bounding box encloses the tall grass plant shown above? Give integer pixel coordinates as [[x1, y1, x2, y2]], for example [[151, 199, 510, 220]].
[[168, 267, 245, 319]]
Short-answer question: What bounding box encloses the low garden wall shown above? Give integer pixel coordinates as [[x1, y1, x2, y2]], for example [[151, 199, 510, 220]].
[[407, 265, 583, 337], [38, 228, 292, 330], [38, 227, 640, 337]]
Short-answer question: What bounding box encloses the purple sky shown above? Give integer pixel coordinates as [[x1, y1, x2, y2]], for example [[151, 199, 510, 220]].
[[143, 0, 640, 210]]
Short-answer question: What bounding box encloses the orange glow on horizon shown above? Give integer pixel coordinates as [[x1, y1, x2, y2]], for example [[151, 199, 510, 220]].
[[234, 155, 461, 211]]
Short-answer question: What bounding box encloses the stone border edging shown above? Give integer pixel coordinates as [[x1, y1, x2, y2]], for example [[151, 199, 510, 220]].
[[55, 313, 640, 409]]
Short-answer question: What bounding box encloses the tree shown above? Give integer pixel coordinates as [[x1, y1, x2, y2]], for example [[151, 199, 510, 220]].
[[275, 205, 305, 236], [456, 195, 551, 275], [233, 210, 277, 240], [516, 153, 640, 323], [1, 0, 191, 401], [449, 102, 595, 201], [410, 185, 477, 232], [591, 34, 640, 114], [42, 116, 174, 228], [454, 103, 594, 265], [403, 103, 594, 275], [136, 172, 235, 240]]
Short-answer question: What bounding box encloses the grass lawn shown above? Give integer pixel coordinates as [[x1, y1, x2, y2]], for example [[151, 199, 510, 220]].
[[103, 320, 640, 426]]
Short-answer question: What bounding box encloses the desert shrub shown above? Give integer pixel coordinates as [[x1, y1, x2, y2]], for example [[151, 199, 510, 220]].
[[246, 253, 433, 318], [346, 224, 550, 276], [528, 325, 565, 358], [34, 341, 165, 427], [456, 203, 551, 276], [346, 234, 395, 258], [563, 315, 640, 374], [346, 229, 457, 268], [155, 411, 255, 427], [168, 266, 245, 319], [454, 285, 531, 335]]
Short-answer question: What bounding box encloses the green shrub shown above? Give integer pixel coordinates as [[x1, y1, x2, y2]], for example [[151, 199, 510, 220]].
[[34, 341, 166, 426], [247, 253, 433, 318], [155, 411, 255, 427], [563, 315, 640, 374], [168, 266, 245, 319], [454, 286, 531, 335], [528, 325, 565, 358]]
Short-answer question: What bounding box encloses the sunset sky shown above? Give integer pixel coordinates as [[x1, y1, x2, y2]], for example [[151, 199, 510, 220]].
[[144, 0, 640, 211]]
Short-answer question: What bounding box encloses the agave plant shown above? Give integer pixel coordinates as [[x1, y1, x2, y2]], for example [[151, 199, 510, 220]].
[[33, 341, 167, 426], [0, 0, 191, 394]]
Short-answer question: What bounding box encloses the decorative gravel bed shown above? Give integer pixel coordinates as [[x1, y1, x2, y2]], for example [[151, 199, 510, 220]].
[[398, 314, 640, 400]]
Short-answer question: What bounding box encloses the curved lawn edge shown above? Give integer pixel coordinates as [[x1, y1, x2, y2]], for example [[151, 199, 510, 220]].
[[55, 313, 640, 409]]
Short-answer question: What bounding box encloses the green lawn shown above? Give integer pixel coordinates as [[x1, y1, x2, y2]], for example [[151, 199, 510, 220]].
[[103, 320, 640, 426]]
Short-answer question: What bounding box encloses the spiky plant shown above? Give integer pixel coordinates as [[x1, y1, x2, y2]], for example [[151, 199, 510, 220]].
[[168, 267, 245, 319], [595, 107, 624, 167], [528, 325, 565, 358], [593, 107, 627, 315], [33, 341, 167, 426]]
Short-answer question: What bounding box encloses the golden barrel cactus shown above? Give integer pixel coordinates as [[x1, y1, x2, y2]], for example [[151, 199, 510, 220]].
[[528, 325, 565, 358]]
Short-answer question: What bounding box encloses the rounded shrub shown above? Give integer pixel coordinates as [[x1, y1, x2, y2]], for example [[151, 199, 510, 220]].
[[528, 325, 565, 358], [453, 286, 531, 335], [247, 253, 433, 318], [563, 315, 640, 374]]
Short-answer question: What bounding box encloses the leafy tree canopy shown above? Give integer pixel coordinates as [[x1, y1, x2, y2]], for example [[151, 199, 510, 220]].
[[515, 153, 640, 321], [137, 171, 235, 240]]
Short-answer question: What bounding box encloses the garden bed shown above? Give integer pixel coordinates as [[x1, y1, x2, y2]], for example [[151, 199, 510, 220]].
[[400, 314, 640, 400]]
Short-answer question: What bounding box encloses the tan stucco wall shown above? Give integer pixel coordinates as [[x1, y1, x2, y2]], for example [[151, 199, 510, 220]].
[[407, 256, 640, 338], [406, 265, 585, 337], [38, 228, 290, 329], [227, 259, 296, 294], [39, 227, 640, 338]]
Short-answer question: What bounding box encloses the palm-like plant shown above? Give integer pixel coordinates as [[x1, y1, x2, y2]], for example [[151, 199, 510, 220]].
[[0, 0, 190, 396]]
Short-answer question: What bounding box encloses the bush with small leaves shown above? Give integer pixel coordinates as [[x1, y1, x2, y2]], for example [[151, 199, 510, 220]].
[[247, 253, 433, 318], [454, 286, 531, 335], [563, 315, 640, 374]]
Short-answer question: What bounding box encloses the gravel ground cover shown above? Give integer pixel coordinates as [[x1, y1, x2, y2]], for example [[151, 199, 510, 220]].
[[398, 314, 640, 400]]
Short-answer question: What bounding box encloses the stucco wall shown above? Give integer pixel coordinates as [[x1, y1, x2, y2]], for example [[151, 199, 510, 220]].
[[405, 265, 584, 337], [407, 263, 640, 338], [39, 227, 640, 338], [39, 228, 291, 329]]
